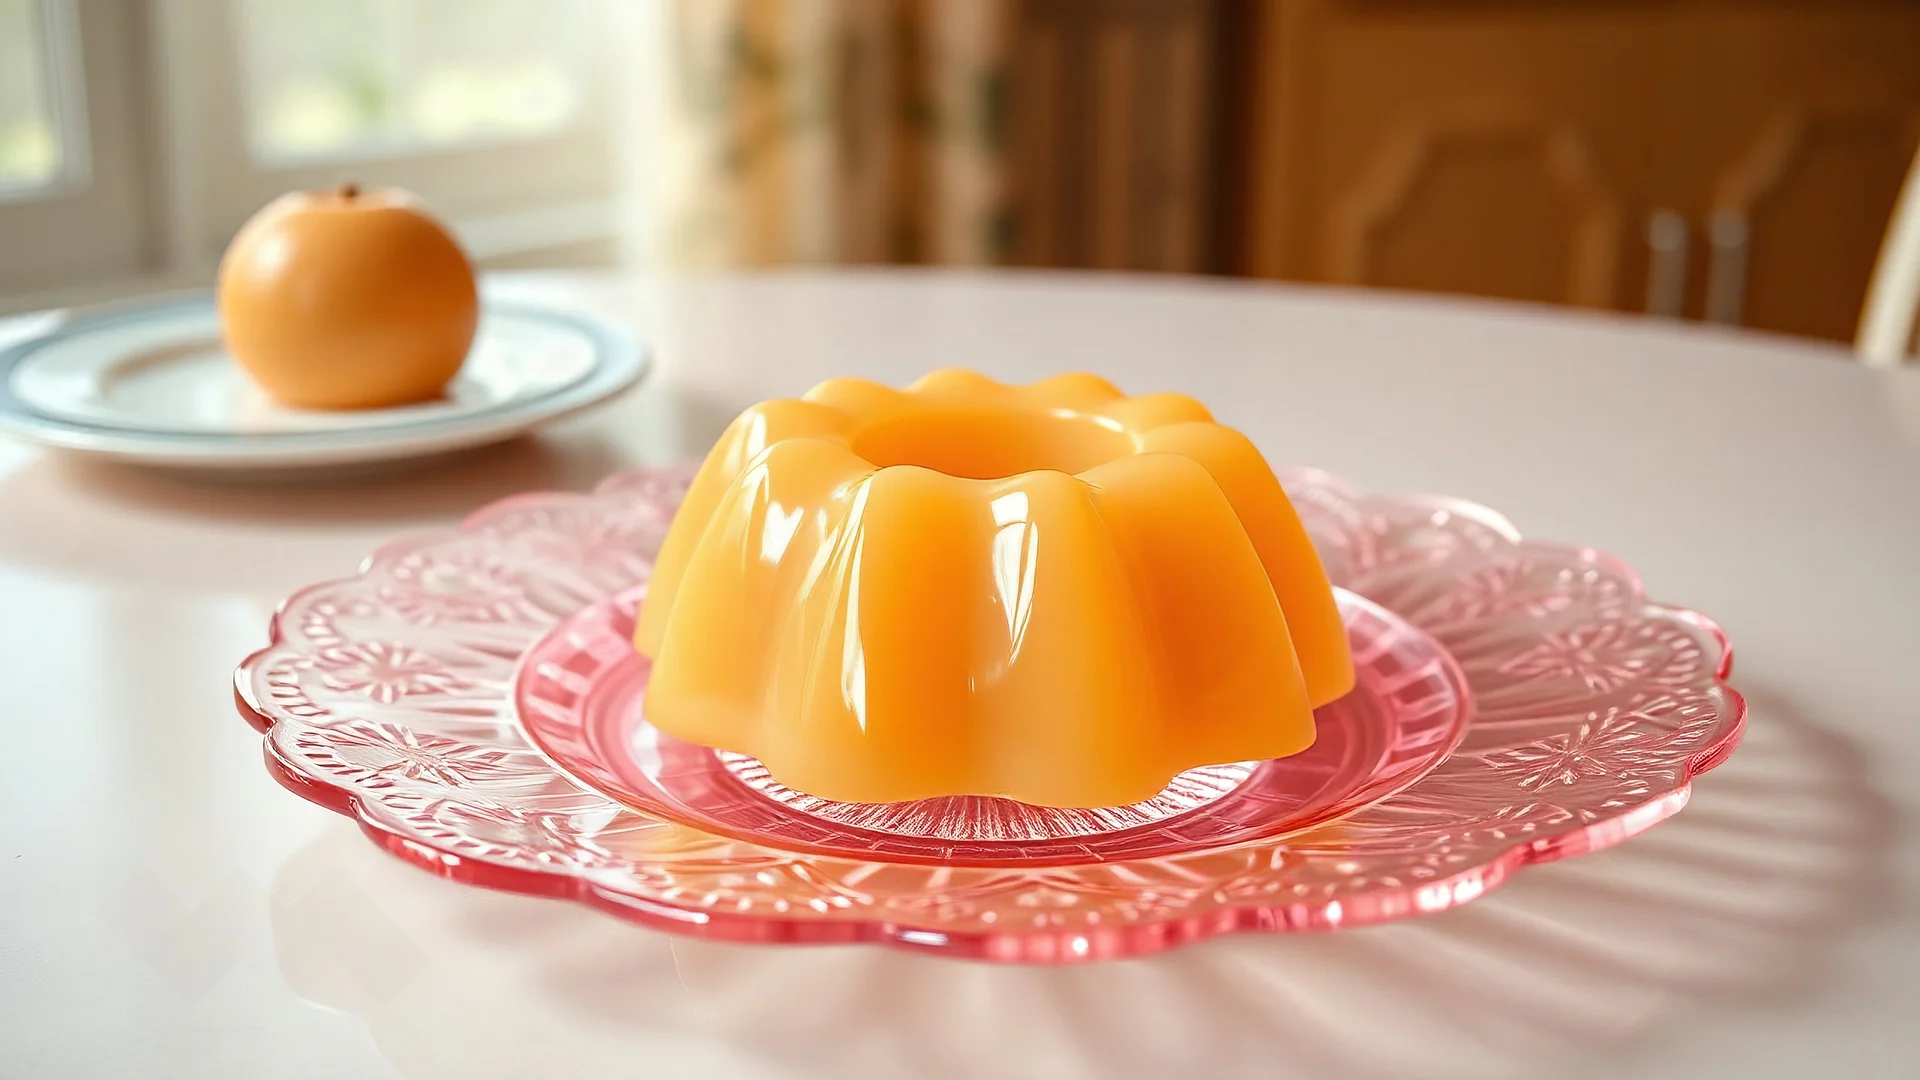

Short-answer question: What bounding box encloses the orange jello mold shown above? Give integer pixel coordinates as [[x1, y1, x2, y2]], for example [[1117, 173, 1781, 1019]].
[[635, 371, 1355, 808]]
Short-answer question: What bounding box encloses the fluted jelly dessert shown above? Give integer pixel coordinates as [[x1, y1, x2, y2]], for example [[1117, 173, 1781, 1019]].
[[635, 371, 1354, 807]]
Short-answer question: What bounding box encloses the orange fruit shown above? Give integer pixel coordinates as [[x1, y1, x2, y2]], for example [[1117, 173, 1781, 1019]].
[[217, 183, 478, 410]]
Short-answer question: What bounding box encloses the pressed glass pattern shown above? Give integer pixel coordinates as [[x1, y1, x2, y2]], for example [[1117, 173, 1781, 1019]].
[[236, 465, 1744, 962]]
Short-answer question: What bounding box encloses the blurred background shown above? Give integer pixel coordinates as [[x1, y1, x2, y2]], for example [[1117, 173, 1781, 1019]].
[[3, 0, 1918, 345]]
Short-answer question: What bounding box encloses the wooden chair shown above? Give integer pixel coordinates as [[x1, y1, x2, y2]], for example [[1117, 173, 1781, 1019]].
[[1858, 144, 1920, 366]]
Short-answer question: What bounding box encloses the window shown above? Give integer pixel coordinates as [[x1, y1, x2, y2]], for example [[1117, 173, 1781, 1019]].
[[0, 0, 67, 193], [235, 0, 593, 161], [0, 0, 147, 300], [195, 0, 618, 270], [0, 0, 624, 308]]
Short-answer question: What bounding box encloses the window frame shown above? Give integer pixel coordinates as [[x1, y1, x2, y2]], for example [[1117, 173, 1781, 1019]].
[[0, 0, 88, 201], [0, 0, 159, 298]]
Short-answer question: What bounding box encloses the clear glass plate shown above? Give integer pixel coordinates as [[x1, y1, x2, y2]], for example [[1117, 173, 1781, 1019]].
[[236, 466, 1745, 962]]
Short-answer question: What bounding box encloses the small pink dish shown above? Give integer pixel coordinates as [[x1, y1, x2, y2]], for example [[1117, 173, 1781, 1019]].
[[235, 465, 1744, 962], [515, 586, 1469, 868]]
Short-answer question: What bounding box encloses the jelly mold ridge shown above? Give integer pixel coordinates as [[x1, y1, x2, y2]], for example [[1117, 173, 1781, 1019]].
[[635, 371, 1354, 807]]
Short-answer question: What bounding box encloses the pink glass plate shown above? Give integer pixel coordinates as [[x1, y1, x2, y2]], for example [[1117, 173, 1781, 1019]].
[[235, 465, 1745, 962], [515, 586, 1469, 867]]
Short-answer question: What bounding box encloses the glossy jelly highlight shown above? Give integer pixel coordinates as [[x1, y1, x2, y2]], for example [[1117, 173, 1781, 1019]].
[[634, 371, 1354, 807]]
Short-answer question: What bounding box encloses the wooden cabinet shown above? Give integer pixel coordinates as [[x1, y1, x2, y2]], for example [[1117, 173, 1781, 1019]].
[[1650, 5, 1920, 341], [1237, 0, 1920, 343], [1246, 1, 1656, 311]]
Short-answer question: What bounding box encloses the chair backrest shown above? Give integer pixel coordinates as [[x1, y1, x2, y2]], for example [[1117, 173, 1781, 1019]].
[[1858, 143, 1920, 367]]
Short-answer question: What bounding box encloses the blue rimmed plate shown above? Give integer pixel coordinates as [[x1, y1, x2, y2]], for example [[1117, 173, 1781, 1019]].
[[0, 292, 647, 469]]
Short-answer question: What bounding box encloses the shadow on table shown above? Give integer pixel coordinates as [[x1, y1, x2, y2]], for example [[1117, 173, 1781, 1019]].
[[267, 689, 1895, 1080], [0, 434, 629, 592]]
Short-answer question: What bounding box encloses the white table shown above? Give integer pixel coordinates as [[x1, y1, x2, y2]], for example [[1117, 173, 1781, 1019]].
[[2, 270, 1917, 1080]]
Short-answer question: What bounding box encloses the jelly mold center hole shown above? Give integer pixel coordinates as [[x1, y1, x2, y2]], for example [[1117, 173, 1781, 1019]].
[[850, 407, 1134, 480], [721, 751, 1257, 842]]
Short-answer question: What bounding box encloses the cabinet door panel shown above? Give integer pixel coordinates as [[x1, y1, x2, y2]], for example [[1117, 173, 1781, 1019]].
[[1329, 103, 1632, 308], [1250, 1, 1656, 310]]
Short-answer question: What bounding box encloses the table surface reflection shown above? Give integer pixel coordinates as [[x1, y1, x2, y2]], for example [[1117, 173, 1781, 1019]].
[[2, 270, 1916, 1080]]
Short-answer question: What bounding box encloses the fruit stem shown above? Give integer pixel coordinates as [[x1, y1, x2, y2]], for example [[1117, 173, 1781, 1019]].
[[339, 181, 360, 200]]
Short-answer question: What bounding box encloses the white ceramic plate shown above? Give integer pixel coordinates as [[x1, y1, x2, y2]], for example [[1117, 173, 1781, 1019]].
[[0, 292, 647, 469]]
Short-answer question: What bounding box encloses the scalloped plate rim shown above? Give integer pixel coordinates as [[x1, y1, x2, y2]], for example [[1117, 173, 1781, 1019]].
[[232, 465, 1748, 962]]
